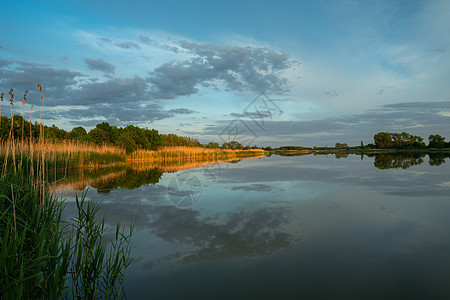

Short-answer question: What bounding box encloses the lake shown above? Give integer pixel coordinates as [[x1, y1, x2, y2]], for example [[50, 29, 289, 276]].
[[61, 153, 450, 299]]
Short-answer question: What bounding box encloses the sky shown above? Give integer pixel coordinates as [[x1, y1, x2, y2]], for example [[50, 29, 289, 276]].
[[1, 0, 449, 147]]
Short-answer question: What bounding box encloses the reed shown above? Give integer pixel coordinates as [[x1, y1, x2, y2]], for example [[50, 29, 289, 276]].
[[128, 146, 267, 161], [0, 138, 126, 172], [0, 85, 133, 299]]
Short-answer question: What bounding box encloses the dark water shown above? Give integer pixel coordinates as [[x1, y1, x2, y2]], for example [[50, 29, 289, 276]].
[[63, 153, 450, 299]]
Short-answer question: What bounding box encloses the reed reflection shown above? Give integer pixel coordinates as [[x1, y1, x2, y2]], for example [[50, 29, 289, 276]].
[[51, 157, 254, 194]]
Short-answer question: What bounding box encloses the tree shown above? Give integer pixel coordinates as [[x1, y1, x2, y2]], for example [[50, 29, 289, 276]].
[[88, 128, 109, 144], [205, 142, 220, 148], [70, 126, 87, 139], [144, 128, 163, 150], [374, 132, 392, 148], [335, 143, 349, 149], [116, 132, 137, 154], [222, 141, 243, 150], [96, 122, 119, 144], [374, 132, 425, 149], [124, 125, 150, 149], [428, 134, 446, 148]]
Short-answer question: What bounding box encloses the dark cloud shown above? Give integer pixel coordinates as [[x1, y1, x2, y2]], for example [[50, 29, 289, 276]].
[[201, 101, 450, 146], [147, 41, 295, 99], [83, 58, 115, 74], [0, 66, 83, 104], [52, 103, 199, 127], [139, 35, 179, 53], [115, 42, 140, 50], [139, 35, 158, 46], [168, 108, 197, 115], [147, 205, 295, 264], [230, 111, 272, 119], [0, 58, 13, 68], [69, 76, 146, 105], [1, 38, 296, 126]]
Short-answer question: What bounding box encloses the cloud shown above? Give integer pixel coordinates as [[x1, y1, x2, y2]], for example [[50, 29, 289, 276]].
[[200, 101, 450, 146], [83, 58, 116, 74], [0, 58, 13, 68], [139, 35, 158, 46], [147, 41, 295, 99], [1, 37, 296, 128], [147, 205, 295, 264], [115, 42, 140, 50], [0, 65, 83, 104], [168, 108, 197, 115]]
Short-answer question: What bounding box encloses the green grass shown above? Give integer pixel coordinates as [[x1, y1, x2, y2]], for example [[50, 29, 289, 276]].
[[0, 158, 133, 299]]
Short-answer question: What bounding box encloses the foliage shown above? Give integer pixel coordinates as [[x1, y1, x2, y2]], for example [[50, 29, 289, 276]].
[[117, 132, 137, 154], [160, 133, 202, 147], [204, 142, 220, 148], [374, 132, 426, 149], [428, 134, 447, 149], [0, 166, 133, 299], [221, 141, 243, 150], [373, 153, 426, 169], [335, 143, 349, 149]]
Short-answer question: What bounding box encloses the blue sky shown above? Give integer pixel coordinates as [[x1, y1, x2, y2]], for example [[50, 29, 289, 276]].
[[1, 0, 449, 146]]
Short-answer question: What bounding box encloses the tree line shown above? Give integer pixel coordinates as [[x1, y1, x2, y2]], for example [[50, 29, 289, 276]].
[[373, 132, 450, 149], [0, 115, 249, 154]]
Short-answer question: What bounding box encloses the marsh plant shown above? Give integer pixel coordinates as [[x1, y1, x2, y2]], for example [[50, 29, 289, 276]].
[[0, 86, 134, 299]]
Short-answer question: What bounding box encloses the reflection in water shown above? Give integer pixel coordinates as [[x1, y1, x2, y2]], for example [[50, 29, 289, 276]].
[[372, 152, 450, 169], [428, 152, 448, 166], [146, 205, 297, 265], [373, 153, 426, 169], [55, 153, 450, 299], [52, 157, 252, 195]]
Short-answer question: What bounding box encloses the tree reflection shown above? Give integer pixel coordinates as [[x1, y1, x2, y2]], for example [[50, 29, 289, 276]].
[[93, 167, 164, 193], [374, 153, 426, 169], [428, 153, 449, 166]]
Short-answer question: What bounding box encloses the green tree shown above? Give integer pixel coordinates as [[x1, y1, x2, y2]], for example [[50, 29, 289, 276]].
[[124, 125, 150, 149], [428, 134, 446, 148], [116, 132, 137, 154], [205, 142, 220, 148], [335, 143, 349, 149], [88, 128, 109, 144], [70, 126, 87, 139], [144, 128, 163, 150], [95, 122, 119, 144]]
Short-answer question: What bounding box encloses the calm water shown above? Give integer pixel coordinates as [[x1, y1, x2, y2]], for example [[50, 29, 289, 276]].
[[62, 153, 450, 299]]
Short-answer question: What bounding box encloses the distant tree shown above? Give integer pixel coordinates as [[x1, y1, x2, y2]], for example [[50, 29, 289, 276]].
[[46, 124, 69, 139], [144, 128, 163, 150], [70, 126, 87, 139], [428, 134, 446, 148], [88, 128, 109, 144], [124, 125, 150, 149], [374, 132, 425, 149], [96, 122, 119, 144], [205, 142, 220, 148], [374, 132, 392, 148], [222, 141, 243, 150], [335, 143, 349, 149], [116, 132, 137, 154]]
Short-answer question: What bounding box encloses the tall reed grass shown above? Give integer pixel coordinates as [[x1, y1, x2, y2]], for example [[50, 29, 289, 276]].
[[128, 146, 267, 161], [0, 86, 133, 299]]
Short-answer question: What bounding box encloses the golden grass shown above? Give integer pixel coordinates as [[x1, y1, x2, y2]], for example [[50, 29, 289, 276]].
[[128, 146, 267, 161], [0, 138, 126, 170]]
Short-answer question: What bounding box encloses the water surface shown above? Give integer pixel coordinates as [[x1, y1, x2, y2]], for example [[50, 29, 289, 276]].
[[62, 153, 450, 299]]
